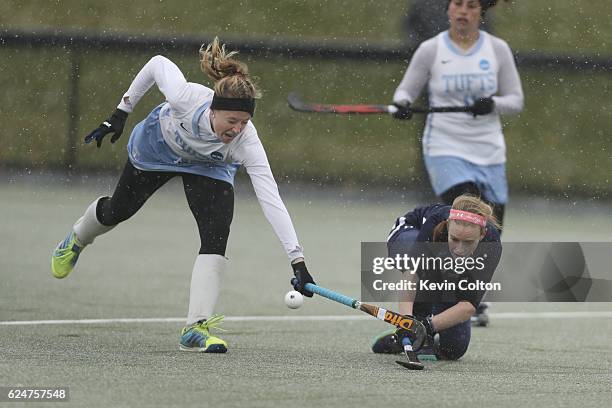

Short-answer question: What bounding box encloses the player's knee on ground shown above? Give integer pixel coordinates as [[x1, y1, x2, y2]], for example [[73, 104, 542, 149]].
[[437, 321, 471, 360], [440, 182, 481, 205], [438, 341, 469, 360]]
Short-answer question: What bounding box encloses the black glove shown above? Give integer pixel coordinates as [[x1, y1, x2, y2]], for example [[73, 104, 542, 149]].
[[291, 261, 316, 297], [393, 315, 428, 351], [470, 97, 495, 117], [392, 102, 413, 120], [84, 108, 129, 148]]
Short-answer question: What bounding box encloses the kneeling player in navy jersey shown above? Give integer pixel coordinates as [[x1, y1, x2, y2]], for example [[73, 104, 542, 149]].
[[372, 195, 501, 360]]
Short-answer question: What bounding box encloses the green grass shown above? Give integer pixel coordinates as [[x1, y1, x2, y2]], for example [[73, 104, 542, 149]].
[[1, 47, 610, 195], [1, 181, 612, 407], [0, 1, 406, 44], [1, 0, 611, 196], [495, 0, 612, 54], [2, 1, 611, 53], [2, 318, 612, 407]]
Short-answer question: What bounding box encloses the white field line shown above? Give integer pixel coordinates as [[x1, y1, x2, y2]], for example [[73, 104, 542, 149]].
[[0, 311, 612, 326]]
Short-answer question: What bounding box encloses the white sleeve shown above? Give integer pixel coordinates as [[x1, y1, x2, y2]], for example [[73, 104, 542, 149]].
[[492, 39, 524, 115], [393, 38, 437, 105], [116, 55, 196, 116], [234, 133, 304, 262]]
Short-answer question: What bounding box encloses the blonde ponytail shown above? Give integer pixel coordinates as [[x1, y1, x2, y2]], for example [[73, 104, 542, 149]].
[[199, 37, 261, 99]]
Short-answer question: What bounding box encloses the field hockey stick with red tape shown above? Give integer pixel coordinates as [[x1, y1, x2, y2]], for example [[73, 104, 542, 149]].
[[287, 92, 472, 115], [291, 279, 426, 370]]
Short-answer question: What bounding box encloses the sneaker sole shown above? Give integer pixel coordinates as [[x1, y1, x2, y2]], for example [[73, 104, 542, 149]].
[[417, 354, 438, 361], [179, 344, 227, 353]]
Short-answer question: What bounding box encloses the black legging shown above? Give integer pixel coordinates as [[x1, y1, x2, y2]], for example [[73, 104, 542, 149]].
[[96, 160, 234, 255]]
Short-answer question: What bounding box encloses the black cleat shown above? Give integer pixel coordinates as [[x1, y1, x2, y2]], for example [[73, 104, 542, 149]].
[[371, 329, 403, 354], [471, 302, 490, 327]]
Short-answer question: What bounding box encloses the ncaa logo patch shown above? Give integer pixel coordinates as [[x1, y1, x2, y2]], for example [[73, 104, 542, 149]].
[[479, 59, 490, 70], [210, 151, 224, 161]]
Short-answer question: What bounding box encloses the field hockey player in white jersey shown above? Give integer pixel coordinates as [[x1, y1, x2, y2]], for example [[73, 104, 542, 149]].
[[393, 0, 523, 229], [51, 37, 316, 353]]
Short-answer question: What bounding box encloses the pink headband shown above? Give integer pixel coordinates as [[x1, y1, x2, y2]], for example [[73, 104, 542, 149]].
[[448, 209, 487, 228]]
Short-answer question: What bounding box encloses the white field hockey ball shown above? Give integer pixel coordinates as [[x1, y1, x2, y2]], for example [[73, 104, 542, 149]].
[[284, 290, 304, 309]]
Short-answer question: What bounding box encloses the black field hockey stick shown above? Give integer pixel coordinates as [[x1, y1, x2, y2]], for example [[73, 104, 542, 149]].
[[291, 279, 426, 370], [287, 92, 472, 115]]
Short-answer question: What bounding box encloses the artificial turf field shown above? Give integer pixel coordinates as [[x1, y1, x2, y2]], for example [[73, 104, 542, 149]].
[[2, 177, 612, 407]]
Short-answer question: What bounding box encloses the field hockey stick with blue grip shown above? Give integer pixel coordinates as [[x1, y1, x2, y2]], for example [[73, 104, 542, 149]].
[[291, 279, 425, 370], [302, 282, 357, 308]]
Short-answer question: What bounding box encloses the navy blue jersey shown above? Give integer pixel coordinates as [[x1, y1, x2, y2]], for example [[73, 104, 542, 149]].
[[388, 204, 502, 308], [388, 204, 443, 241]]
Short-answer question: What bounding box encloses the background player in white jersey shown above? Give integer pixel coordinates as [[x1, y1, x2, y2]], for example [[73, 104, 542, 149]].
[[51, 37, 316, 353], [393, 0, 523, 228]]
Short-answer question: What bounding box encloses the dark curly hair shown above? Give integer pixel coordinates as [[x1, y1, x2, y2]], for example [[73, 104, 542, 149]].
[[480, 0, 506, 12], [447, 0, 509, 15]]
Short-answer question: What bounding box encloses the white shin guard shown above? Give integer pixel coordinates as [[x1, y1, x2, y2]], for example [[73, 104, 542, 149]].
[[73, 197, 116, 245], [187, 254, 227, 325]]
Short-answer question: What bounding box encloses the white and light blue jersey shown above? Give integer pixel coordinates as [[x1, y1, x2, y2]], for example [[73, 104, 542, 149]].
[[394, 30, 523, 166], [117, 55, 260, 180], [116, 55, 304, 261]]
